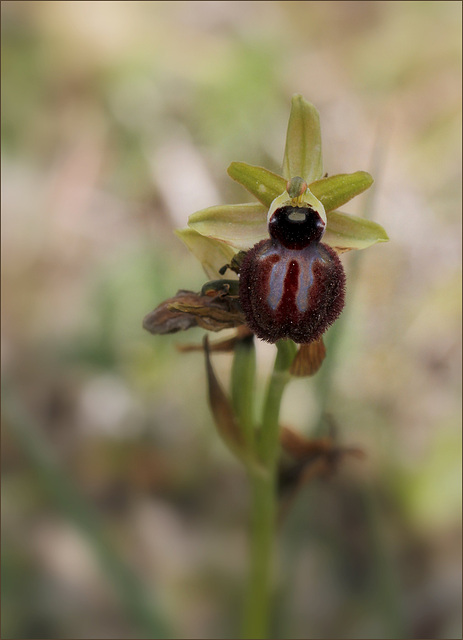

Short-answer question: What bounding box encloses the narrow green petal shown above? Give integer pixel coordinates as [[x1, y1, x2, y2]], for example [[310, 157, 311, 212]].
[[282, 95, 323, 184], [227, 162, 286, 208], [175, 227, 238, 279], [310, 171, 374, 213], [324, 210, 389, 253], [188, 202, 268, 250]]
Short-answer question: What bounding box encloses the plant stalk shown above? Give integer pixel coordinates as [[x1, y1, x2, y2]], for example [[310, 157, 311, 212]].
[[231, 334, 257, 453], [242, 339, 296, 639]]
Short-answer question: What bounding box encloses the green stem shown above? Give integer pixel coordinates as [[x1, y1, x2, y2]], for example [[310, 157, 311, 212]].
[[259, 340, 296, 468], [242, 339, 296, 639], [243, 469, 275, 639], [231, 334, 256, 453]]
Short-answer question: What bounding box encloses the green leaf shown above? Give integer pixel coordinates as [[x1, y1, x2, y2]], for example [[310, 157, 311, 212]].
[[323, 211, 389, 253], [310, 171, 374, 213], [282, 95, 323, 184], [175, 227, 238, 279], [227, 162, 286, 208], [188, 202, 268, 250]]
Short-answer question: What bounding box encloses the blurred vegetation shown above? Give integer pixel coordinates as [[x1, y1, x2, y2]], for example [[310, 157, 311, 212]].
[[1, 2, 461, 639]]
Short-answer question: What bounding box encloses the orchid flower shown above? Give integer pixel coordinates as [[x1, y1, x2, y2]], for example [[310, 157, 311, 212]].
[[145, 95, 388, 371]]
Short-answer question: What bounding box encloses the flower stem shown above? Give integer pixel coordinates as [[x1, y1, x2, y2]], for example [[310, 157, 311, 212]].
[[259, 340, 297, 467], [242, 339, 296, 639], [243, 469, 275, 639], [231, 334, 256, 453]]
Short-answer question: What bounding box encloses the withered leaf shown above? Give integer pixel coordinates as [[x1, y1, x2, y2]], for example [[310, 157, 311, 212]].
[[143, 290, 200, 335], [279, 425, 365, 488], [280, 425, 365, 465], [278, 425, 365, 523], [289, 338, 326, 377], [203, 336, 245, 457], [280, 425, 333, 460], [177, 326, 254, 353], [143, 287, 246, 335]]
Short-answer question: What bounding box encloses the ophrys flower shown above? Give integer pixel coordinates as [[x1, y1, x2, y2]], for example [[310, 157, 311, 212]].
[[160, 95, 388, 349]]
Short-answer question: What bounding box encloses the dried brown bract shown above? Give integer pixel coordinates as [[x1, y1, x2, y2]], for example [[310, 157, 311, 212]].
[[143, 285, 246, 335]]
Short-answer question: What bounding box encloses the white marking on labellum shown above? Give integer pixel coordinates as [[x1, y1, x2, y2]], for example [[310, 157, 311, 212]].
[[266, 259, 287, 310], [288, 210, 307, 222], [296, 260, 313, 313]]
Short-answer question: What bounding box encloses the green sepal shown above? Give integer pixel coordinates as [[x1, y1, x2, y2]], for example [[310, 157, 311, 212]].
[[282, 95, 323, 184], [188, 202, 268, 250], [175, 228, 238, 279], [323, 210, 389, 253]]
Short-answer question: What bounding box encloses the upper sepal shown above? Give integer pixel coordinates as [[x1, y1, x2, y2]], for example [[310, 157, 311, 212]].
[[282, 95, 323, 184]]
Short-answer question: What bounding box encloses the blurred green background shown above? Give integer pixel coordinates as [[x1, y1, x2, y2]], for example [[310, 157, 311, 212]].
[[2, 2, 461, 639]]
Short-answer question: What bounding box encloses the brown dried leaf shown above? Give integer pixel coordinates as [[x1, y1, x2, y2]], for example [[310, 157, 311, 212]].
[[177, 326, 254, 353], [143, 288, 246, 335], [143, 290, 200, 335], [280, 425, 333, 460], [278, 425, 365, 499], [289, 338, 326, 376], [204, 336, 245, 457], [280, 425, 365, 464]]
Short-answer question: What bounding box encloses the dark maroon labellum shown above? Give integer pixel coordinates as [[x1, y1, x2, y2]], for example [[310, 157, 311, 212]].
[[239, 205, 345, 344]]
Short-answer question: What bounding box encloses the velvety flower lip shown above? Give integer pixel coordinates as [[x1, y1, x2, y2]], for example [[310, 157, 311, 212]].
[[178, 95, 388, 278]]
